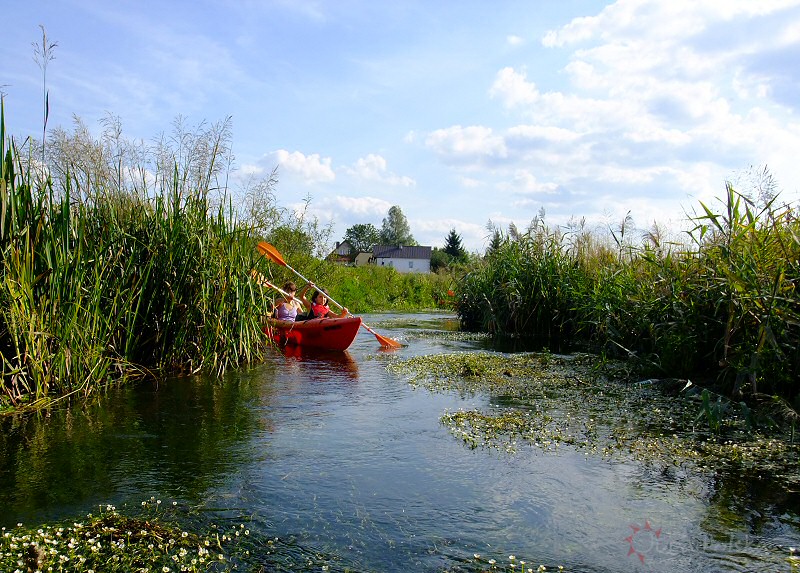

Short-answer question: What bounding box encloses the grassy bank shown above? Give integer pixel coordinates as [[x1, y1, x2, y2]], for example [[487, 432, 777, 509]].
[[456, 187, 800, 408], [258, 260, 457, 314]]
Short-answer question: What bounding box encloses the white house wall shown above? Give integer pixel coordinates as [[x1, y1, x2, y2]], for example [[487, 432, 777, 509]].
[[376, 257, 430, 273]]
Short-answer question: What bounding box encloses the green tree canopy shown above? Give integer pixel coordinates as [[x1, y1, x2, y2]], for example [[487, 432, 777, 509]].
[[379, 205, 416, 246], [443, 228, 468, 262], [343, 223, 381, 254]]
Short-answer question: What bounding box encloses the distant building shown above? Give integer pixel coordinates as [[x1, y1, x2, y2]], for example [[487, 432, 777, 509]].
[[372, 245, 432, 274], [353, 252, 373, 267], [328, 241, 354, 264]]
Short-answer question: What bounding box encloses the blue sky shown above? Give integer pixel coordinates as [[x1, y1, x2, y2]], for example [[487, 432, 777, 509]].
[[4, 1, 800, 252]]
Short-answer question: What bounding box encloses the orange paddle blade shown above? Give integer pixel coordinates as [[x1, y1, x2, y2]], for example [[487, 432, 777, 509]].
[[365, 325, 403, 349], [257, 242, 287, 267]]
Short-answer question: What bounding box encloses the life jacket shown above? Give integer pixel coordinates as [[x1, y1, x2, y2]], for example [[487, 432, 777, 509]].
[[311, 303, 330, 318]]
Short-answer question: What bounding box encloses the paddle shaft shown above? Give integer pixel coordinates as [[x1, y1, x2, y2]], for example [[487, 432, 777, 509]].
[[280, 261, 351, 316]]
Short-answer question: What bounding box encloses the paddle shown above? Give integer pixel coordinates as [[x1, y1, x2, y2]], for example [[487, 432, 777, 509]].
[[256, 241, 403, 349], [250, 270, 290, 299]]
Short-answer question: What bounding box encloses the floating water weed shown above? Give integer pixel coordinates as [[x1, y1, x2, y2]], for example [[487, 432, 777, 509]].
[[391, 352, 800, 483], [452, 552, 564, 572]]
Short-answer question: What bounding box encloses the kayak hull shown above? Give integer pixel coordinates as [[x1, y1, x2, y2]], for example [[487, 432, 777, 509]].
[[267, 316, 362, 351]]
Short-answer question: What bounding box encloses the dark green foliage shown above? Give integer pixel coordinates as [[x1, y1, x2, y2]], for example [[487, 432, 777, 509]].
[[458, 220, 582, 350], [430, 247, 450, 273], [443, 228, 468, 262], [344, 223, 381, 254]]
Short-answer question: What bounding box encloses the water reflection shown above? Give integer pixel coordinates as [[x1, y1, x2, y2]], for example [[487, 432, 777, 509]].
[[0, 373, 267, 523], [280, 345, 360, 380]]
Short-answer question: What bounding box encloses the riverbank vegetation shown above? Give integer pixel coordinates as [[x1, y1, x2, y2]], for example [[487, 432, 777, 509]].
[[455, 186, 800, 419], [0, 102, 294, 412], [261, 262, 455, 314]]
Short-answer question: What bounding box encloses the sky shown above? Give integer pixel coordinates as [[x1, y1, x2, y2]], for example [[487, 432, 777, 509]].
[[3, 0, 800, 253]]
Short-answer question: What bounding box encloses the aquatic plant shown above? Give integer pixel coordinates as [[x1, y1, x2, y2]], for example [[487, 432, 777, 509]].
[[390, 352, 800, 485], [0, 500, 248, 572], [1, 499, 556, 572]]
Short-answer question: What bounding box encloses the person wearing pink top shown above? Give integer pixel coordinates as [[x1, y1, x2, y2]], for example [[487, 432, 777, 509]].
[[273, 281, 305, 321]]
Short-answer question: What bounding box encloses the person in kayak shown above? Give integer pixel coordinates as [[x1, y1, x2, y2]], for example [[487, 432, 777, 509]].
[[300, 283, 348, 319], [273, 281, 305, 321]]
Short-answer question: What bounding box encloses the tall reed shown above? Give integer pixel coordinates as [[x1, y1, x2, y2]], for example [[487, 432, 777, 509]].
[[456, 188, 800, 403], [0, 101, 274, 408]]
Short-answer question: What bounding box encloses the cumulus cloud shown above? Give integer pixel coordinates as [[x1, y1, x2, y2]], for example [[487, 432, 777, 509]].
[[267, 150, 335, 183], [413, 218, 488, 252], [489, 67, 540, 107], [409, 0, 795, 246], [344, 154, 416, 187], [332, 195, 394, 216], [425, 125, 508, 164]]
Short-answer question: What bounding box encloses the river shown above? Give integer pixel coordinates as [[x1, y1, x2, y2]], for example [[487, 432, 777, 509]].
[[1, 313, 798, 572]]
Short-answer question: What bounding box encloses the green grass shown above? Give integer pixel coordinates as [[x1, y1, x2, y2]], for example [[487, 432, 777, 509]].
[[257, 260, 457, 314]]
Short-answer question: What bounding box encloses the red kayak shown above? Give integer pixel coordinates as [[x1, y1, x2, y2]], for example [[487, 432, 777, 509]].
[[266, 316, 362, 351]]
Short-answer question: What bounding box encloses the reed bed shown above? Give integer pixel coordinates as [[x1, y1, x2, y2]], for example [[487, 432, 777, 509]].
[[0, 101, 275, 410], [457, 187, 800, 406]]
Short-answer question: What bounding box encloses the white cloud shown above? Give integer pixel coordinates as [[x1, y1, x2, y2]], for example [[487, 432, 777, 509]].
[[412, 218, 488, 252], [507, 35, 525, 46], [506, 124, 582, 144], [344, 154, 416, 187], [425, 125, 508, 164], [332, 195, 394, 216], [489, 67, 540, 107], [267, 150, 336, 183], [505, 170, 560, 195]]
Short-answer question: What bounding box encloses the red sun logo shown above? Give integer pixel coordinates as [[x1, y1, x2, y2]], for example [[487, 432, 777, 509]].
[[625, 520, 663, 563]]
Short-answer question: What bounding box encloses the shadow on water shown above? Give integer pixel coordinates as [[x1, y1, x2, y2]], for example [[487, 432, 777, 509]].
[[0, 312, 798, 572]]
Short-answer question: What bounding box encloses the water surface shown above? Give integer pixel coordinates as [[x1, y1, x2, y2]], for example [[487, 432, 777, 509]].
[[1, 313, 798, 572]]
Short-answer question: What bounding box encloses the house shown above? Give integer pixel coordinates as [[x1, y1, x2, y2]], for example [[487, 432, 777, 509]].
[[353, 252, 373, 267], [372, 245, 432, 274], [328, 241, 354, 264]]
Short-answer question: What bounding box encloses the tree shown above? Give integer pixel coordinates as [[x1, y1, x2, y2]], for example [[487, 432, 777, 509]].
[[443, 228, 467, 263], [379, 205, 416, 246], [344, 223, 381, 254], [486, 228, 504, 256], [429, 247, 449, 273]]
